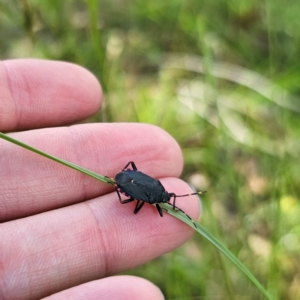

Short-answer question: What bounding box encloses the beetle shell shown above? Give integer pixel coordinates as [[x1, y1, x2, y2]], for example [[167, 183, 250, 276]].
[[115, 169, 170, 204]]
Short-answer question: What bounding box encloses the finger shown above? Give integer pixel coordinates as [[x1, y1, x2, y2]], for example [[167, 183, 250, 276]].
[[0, 123, 183, 221], [42, 276, 164, 300], [0, 179, 200, 300], [0, 59, 102, 132]]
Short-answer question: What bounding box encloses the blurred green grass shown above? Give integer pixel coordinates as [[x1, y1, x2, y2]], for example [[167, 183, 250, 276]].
[[1, 0, 300, 299]]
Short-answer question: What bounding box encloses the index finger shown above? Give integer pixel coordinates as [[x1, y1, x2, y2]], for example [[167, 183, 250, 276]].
[[0, 59, 102, 132]]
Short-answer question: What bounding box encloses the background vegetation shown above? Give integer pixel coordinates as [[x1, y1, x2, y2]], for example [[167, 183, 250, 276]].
[[1, 0, 300, 299]]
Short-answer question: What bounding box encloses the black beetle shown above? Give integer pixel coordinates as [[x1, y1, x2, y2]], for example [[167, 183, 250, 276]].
[[112, 161, 206, 228]]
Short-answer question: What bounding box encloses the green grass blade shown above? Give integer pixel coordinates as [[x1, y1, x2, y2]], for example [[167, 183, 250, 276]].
[[160, 203, 273, 300], [0, 132, 114, 185]]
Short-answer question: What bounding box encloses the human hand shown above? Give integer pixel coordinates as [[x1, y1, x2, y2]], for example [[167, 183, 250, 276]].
[[0, 59, 200, 300]]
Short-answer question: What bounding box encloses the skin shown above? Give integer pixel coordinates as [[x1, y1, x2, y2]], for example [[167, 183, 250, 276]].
[[0, 59, 201, 300]]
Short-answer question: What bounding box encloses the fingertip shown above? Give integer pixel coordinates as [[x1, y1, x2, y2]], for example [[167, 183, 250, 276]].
[[43, 276, 164, 300], [0, 59, 102, 131]]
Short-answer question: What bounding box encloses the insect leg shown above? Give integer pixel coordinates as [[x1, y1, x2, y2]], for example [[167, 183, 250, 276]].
[[173, 194, 177, 209], [168, 193, 178, 210], [155, 204, 164, 217], [166, 203, 197, 228], [122, 161, 138, 170], [116, 188, 135, 204], [134, 200, 145, 214]]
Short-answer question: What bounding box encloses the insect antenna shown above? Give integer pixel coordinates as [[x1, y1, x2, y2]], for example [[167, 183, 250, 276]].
[[169, 190, 206, 211], [174, 191, 207, 198]]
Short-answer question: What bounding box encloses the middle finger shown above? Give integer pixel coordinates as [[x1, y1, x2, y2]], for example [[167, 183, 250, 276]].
[[0, 123, 183, 221]]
